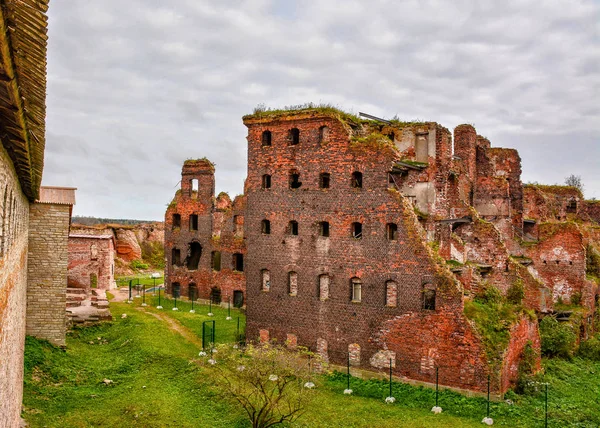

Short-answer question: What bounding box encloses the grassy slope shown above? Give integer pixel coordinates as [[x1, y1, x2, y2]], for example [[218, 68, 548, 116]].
[[23, 301, 600, 427]]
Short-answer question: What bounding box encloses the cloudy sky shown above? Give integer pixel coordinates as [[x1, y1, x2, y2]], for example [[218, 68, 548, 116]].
[[42, 0, 600, 221]]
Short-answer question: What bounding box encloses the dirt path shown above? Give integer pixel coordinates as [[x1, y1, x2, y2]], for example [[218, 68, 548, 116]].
[[134, 307, 204, 349]]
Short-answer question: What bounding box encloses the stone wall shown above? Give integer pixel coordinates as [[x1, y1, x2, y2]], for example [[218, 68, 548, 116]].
[[0, 143, 30, 428], [26, 202, 72, 346], [68, 235, 115, 291]]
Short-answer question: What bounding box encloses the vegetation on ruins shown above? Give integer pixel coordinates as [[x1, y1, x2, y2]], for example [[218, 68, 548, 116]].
[[565, 174, 585, 195], [539, 316, 578, 358], [209, 342, 317, 428], [245, 102, 364, 125]]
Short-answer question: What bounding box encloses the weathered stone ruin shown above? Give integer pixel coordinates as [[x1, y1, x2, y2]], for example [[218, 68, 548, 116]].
[[165, 106, 599, 395]]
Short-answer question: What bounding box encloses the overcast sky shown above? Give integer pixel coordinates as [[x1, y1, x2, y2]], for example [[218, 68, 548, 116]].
[[42, 0, 600, 221]]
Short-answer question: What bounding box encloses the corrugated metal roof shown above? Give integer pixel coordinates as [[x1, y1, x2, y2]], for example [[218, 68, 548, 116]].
[[37, 186, 76, 205], [0, 0, 49, 200]]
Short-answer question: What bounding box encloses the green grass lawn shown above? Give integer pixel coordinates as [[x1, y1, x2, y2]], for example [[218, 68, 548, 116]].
[[22, 302, 600, 427]]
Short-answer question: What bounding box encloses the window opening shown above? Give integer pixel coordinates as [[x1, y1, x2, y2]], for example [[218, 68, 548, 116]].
[[386, 223, 398, 240], [172, 248, 182, 266], [319, 173, 330, 189], [290, 128, 300, 145], [233, 253, 244, 271], [189, 214, 198, 231], [211, 251, 221, 271], [186, 242, 202, 270], [261, 219, 271, 234], [319, 126, 329, 143], [262, 174, 272, 189], [172, 282, 181, 298], [352, 222, 362, 239], [423, 285, 436, 310], [566, 200, 577, 213], [288, 271, 298, 296], [289, 172, 302, 189], [191, 179, 199, 198], [319, 221, 330, 237], [351, 171, 363, 188], [189, 283, 197, 300], [233, 290, 244, 307], [172, 213, 181, 229], [262, 130, 272, 146], [289, 220, 299, 236], [351, 277, 362, 302], [261, 269, 271, 291]]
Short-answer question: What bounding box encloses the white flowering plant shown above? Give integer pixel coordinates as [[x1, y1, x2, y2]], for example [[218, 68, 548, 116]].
[[210, 341, 320, 428]]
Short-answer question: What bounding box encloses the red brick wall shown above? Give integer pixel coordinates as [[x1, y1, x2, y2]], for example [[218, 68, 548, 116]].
[[242, 113, 496, 391], [68, 236, 115, 291], [165, 160, 246, 304], [500, 316, 541, 392]]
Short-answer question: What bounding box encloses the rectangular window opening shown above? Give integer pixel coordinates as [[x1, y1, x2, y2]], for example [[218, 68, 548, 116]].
[[189, 214, 198, 231]]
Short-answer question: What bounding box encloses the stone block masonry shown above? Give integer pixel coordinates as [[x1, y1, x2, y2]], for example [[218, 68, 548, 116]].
[[27, 199, 74, 346]]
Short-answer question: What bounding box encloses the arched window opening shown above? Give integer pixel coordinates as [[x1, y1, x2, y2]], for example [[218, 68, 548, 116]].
[[262, 174, 272, 189], [319, 126, 330, 143], [172, 282, 181, 298], [210, 286, 222, 304], [233, 253, 244, 271], [262, 130, 272, 146], [233, 215, 243, 236], [289, 172, 302, 189], [351, 171, 363, 188], [191, 179, 199, 198], [289, 220, 299, 236], [261, 269, 271, 291], [386, 223, 398, 240], [319, 173, 330, 189], [319, 221, 330, 237], [351, 277, 362, 302], [186, 242, 202, 270], [233, 290, 244, 308], [172, 213, 181, 230], [351, 222, 362, 239], [289, 128, 300, 145], [261, 219, 271, 234], [211, 251, 221, 271], [567, 199, 577, 213], [386, 280, 397, 307], [423, 284, 436, 311], [319, 274, 329, 300], [288, 271, 298, 296]]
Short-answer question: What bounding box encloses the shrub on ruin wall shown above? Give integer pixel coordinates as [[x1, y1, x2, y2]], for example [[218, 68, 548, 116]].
[[506, 279, 525, 305], [539, 316, 577, 358], [578, 336, 600, 361], [515, 341, 541, 394]]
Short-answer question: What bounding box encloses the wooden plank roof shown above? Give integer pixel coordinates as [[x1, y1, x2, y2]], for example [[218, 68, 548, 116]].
[[0, 0, 48, 200], [37, 186, 76, 206]]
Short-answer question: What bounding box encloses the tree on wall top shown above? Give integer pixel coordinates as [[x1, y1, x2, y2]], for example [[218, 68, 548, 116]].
[[565, 174, 584, 195]]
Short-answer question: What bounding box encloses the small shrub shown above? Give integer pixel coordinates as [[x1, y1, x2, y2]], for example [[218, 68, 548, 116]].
[[570, 292, 582, 306], [476, 281, 503, 305], [130, 260, 149, 270], [539, 316, 577, 358], [515, 341, 539, 394], [506, 279, 525, 305], [578, 336, 600, 360]]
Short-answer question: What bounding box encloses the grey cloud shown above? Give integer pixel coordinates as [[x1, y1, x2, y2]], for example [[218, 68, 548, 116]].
[[44, 0, 600, 219]]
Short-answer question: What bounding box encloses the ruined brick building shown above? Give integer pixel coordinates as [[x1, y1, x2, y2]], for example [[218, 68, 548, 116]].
[[165, 107, 599, 395], [68, 234, 115, 291]]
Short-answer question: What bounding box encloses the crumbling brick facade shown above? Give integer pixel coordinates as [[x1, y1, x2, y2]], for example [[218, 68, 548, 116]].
[[164, 160, 246, 307], [166, 107, 600, 395], [68, 235, 115, 291]]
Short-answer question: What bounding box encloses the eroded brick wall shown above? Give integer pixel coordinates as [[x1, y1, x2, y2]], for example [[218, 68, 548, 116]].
[[0, 144, 30, 428], [67, 236, 115, 291], [26, 203, 71, 346], [165, 160, 246, 305], [243, 113, 493, 391]]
